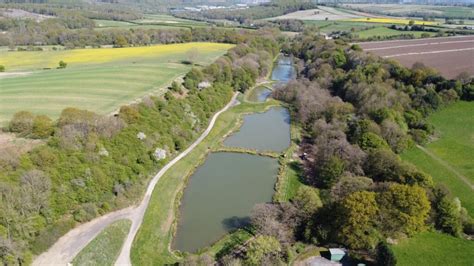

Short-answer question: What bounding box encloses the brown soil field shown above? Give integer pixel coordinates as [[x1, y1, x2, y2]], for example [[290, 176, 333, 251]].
[[357, 36, 474, 79]]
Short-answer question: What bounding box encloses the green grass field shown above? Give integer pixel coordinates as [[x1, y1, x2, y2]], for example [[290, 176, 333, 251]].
[[130, 92, 282, 264], [0, 43, 233, 125], [401, 101, 474, 213], [72, 220, 131, 266], [355, 27, 434, 39], [392, 231, 474, 266]]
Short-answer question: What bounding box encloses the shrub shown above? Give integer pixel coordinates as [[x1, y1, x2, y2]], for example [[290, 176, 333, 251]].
[[58, 61, 67, 69], [0, 65, 5, 72], [32, 115, 54, 139], [9, 111, 35, 134]]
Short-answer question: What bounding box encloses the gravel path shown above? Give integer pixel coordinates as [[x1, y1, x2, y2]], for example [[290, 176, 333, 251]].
[[32, 93, 238, 266]]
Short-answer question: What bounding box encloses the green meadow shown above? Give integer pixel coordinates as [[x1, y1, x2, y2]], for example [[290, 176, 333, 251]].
[[392, 231, 474, 266], [402, 101, 474, 213]]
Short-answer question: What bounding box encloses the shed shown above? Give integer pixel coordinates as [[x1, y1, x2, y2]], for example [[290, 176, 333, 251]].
[[329, 248, 345, 262]]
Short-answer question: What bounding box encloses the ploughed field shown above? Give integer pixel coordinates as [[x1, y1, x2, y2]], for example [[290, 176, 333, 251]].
[[357, 35, 474, 78], [0, 42, 233, 126]]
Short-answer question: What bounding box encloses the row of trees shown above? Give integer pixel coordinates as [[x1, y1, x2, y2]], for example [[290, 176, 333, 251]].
[[207, 32, 473, 265], [0, 18, 264, 48], [0, 28, 280, 265]]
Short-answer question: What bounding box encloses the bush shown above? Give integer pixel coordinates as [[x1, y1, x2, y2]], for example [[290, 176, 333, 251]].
[[58, 61, 67, 69], [0, 65, 5, 72], [32, 115, 54, 139], [9, 111, 35, 134]]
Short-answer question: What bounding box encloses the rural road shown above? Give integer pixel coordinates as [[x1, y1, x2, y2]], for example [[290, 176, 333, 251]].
[[33, 92, 239, 266]]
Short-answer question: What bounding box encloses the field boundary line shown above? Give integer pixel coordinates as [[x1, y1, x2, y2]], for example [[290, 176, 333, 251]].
[[383, 47, 474, 58], [352, 35, 474, 45], [365, 40, 474, 51], [416, 145, 474, 190]]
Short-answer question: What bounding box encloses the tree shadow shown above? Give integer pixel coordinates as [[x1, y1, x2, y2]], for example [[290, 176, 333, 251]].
[[288, 160, 310, 186], [221, 216, 251, 231]]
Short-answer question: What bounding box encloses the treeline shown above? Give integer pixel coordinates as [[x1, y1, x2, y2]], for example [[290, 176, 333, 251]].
[[0, 20, 262, 48], [175, 0, 316, 25], [0, 2, 142, 21], [0, 28, 279, 265], [202, 32, 473, 265]]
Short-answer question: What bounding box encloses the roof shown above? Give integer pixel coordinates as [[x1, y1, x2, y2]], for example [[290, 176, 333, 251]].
[[329, 248, 345, 255]]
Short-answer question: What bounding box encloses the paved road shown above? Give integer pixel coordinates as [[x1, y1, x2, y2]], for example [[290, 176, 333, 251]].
[[33, 93, 239, 266]]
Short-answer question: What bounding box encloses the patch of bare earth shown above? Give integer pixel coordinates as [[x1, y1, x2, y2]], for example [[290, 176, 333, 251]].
[[357, 36, 474, 79], [0, 132, 43, 166]]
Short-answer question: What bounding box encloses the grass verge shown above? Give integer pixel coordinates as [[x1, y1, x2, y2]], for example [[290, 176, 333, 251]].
[[72, 220, 131, 266]]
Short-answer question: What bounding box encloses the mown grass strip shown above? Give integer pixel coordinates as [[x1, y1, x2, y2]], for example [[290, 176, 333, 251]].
[[72, 220, 132, 266]]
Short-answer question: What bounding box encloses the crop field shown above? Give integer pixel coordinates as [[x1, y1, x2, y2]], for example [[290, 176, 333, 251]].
[[132, 14, 208, 27], [349, 17, 439, 25], [273, 6, 362, 21], [392, 231, 474, 266], [354, 27, 435, 39], [0, 42, 233, 125], [343, 4, 474, 20], [401, 101, 474, 213], [357, 35, 474, 78]]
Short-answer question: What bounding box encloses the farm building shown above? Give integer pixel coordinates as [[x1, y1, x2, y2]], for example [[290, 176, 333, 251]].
[[329, 248, 346, 262]]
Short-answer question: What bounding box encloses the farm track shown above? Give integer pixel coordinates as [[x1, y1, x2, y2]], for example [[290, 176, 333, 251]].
[[32, 93, 239, 266], [358, 35, 474, 78], [416, 145, 474, 190]]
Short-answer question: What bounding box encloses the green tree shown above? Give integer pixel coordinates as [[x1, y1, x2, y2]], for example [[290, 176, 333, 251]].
[[58, 61, 67, 69], [245, 235, 281, 265], [408, 20, 415, 26], [32, 115, 54, 139], [376, 241, 396, 266], [293, 186, 322, 217], [358, 132, 390, 151], [119, 106, 140, 124], [436, 196, 462, 237], [378, 184, 430, 236], [339, 191, 379, 250], [318, 156, 345, 188], [114, 35, 128, 48], [9, 111, 35, 134], [332, 50, 347, 68], [0, 65, 5, 72]]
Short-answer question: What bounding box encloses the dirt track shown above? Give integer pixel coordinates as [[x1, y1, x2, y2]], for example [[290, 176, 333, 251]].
[[33, 93, 239, 266], [357, 36, 474, 78]]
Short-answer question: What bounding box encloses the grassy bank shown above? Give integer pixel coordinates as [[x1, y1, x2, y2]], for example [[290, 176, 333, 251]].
[[72, 220, 131, 266]]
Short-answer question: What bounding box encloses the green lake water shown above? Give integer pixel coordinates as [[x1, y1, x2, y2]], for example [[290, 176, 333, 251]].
[[173, 153, 278, 252], [223, 107, 291, 152]]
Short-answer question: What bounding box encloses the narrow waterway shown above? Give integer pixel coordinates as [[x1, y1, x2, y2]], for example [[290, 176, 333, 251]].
[[173, 55, 295, 253]]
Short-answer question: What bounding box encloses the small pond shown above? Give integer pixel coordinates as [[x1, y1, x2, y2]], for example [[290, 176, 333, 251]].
[[173, 152, 278, 252], [223, 107, 291, 152]]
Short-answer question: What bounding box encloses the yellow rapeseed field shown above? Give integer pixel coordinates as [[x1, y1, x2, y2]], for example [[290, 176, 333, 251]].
[[0, 42, 234, 71], [350, 17, 439, 26]]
